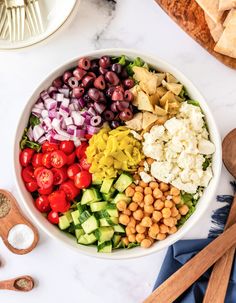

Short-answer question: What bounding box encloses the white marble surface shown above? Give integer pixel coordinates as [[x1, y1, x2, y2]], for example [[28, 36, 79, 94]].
[[0, 0, 236, 302]]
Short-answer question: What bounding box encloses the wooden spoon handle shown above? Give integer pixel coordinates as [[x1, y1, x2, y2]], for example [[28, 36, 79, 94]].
[[143, 223, 236, 303], [203, 194, 236, 303]]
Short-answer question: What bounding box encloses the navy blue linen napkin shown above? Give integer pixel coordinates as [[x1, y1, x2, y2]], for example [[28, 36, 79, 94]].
[[153, 182, 236, 303]]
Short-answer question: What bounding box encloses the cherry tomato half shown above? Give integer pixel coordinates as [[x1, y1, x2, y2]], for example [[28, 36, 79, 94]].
[[20, 148, 35, 167], [32, 153, 43, 168], [34, 166, 44, 178], [59, 140, 75, 155], [22, 166, 35, 183], [80, 157, 91, 171], [38, 186, 54, 195], [75, 142, 88, 160], [67, 163, 81, 180], [60, 180, 80, 201], [47, 211, 59, 224], [25, 181, 38, 192], [36, 168, 54, 189], [50, 150, 67, 168], [42, 141, 58, 153], [35, 195, 51, 213], [52, 167, 68, 185], [74, 171, 92, 189], [67, 152, 76, 165], [85, 134, 92, 140], [48, 190, 70, 212], [42, 152, 52, 168]]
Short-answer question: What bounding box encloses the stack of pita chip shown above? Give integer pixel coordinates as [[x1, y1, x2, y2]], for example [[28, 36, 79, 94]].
[[195, 0, 236, 59]]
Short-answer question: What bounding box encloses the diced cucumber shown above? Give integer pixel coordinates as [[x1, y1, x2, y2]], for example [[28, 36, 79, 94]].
[[99, 217, 118, 226], [79, 210, 91, 224], [68, 223, 76, 234], [64, 211, 73, 223], [114, 173, 133, 192], [99, 218, 110, 227], [81, 215, 99, 234], [112, 234, 122, 247], [90, 201, 107, 212], [71, 210, 81, 226], [78, 233, 97, 245], [97, 240, 112, 253], [58, 215, 70, 230], [100, 179, 114, 194], [77, 203, 86, 214], [92, 179, 102, 185], [95, 227, 114, 242], [81, 188, 101, 205], [106, 208, 118, 217], [112, 193, 131, 204], [75, 228, 85, 240], [113, 225, 125, 233]]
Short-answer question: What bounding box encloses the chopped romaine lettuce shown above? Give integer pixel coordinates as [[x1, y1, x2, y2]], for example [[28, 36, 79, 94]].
[[20, 128, 41, 152], [202, 157, 211, 171], [187, 100, 200, 107], [29, 114, 40, 127]]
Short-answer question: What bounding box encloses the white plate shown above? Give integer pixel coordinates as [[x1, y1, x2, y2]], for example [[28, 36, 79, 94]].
[[0, 0, 80, 50]]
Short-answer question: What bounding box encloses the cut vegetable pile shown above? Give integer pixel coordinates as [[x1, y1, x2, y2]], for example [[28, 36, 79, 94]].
[[19, 55, 215, 253]]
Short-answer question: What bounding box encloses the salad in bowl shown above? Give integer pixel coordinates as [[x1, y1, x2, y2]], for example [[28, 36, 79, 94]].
[[14, 50, 221, 258]]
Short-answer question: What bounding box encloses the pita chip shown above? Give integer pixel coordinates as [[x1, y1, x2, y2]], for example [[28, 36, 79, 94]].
[[195, 0, 223, 23], [219, 0, 236, 11], [205, 13, 224, 42], [223, 8, 235, 26]]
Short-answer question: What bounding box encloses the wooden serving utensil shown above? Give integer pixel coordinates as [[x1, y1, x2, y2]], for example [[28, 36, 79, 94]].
[[203, 129, 236, 303], [0, 189, 38, 254], [0, 275, 34, 292]]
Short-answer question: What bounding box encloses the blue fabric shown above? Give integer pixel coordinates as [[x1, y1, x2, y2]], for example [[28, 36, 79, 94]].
[[153, 239, 236, 303]]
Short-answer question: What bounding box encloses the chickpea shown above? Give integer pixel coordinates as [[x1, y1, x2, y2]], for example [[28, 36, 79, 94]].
[[136, 233, 145, 243], [144, 205, 154, 214], [141, 216, 152, 227], [156, 233, 167, 241], [147, 236, 154, 245], [128, 202, 138, 212], [164, 191, 170, 197], [149, 223, 160, 238], [170, 187, 180, 196], [159, 182, 169, 192], [179, 205, 189, 216], [162, 207, 171, 219], [135, 186, 144, 193], [125, 186, 135, 197], [126, 226, 136, 235], [117, 200, 127, 212], [123, 209, 131, 216], [139, 202, 145, 208], [138, 167, 144, 173], [136, 224, 146, 234], [163, 217, 175, 227], [130, 183, 136, 188], [168, 226, 178, 234], [139, 160, 145, 166], [128, 234, 136, 243], [173, 195, 181, 204], [153, 188, 163, 199], [171, 206, 179, 217], [152, 211, 162, 222], [122, 237, 129, 246], [161, 195, 166, 201], [119, 214, 130, 226], [133, 209, 144, 221], [133, 191, 144, 203], [133, 174, 141, 181], [146, 157, 154, 165], [128, 217, 137, 228], [141, 238, 152, 248], [144, 194, 154, 205], [154, 199, 165, 210], [159, 224, 169, 234], [139, 181, 148, 188], [173, 218, 178, 225], [165, 200, 174, 208], [176, 214, 181, 220], [149, 181, 158, 189], [144, 187, 152, 195]]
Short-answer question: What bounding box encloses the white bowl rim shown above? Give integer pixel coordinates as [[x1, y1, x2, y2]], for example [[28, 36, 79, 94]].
[[13, 48, 222, 259]]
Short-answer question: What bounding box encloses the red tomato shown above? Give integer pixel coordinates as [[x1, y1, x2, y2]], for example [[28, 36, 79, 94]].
[[85, 134, 92, 140], [59, 140, 75, 155], [22, 166, 35, 183], [25, 181, 38, 192], [80, 157, 91, 171], [50, 150, 67, 168], [38, 186, 54, 195], [36, 168, 54, 189], [35, 195, 51, 212], [47, 211, 59, 224], [67, 152, 76, 165], [60, 180, 80, 200], [75, 142, 88, 159], [34, 166, 44, 178], [42, 152, 52, 168], [20, 148, 35, 167], [74, 171, 92, 189], [42, 141, 58, 153], [52, 167, 68, 185], [48, 190, 70, 212], [32, 153, 43, 168], [67, 163, 81, 180]]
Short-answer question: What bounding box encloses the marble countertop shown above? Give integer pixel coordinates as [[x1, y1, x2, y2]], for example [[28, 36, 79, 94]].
[[0, 0, 236, 302]]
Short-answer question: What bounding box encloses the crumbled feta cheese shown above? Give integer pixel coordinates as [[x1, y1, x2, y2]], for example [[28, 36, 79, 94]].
[[143, 161, 149, 172], [198, 139, 215, 155], [139, 172, 154, 183], [130, 130, 142, 141]]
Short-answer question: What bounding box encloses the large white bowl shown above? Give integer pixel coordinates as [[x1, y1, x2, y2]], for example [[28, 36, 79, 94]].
[[13, 49, 222, 259]]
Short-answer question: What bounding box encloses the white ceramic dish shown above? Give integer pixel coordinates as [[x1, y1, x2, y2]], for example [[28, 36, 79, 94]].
[[13, 49, 222, 259], [0, 0, 80, 50]]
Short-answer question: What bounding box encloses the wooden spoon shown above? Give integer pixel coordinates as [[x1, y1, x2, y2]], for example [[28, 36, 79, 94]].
[[0, 275, 34, 292], [203, 129, 236, 303]]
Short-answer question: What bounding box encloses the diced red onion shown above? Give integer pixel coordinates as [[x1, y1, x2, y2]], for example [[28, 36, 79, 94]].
[[38, 135, 47, 144], [48, 109, 57, 119], [87, 107, 96, 116], [71, 111, 85, 126], [67, 125, 77, 135], [94, 102, 106, 114], [55, 93, 64, 102], [86, 125, 100, 135], [41, 109, 49, 119], [51, 118, 61, 128], [64, 117, 73, 126], [40, 91, 50, 101], [75, 129, 86, 138], [74, 138, 82, 147], [34, 102, 45, 109], [33, 125, 45, 141], [32, 107, 42, 117], [59, 107, 69, 118], [27, 127, 34, 141], [45, 98, 57, 111], [61, 98, 70, 108], [43, 117, 52, 131], [47, 86, 58, 96], [58, 88, 70, 98]]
